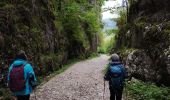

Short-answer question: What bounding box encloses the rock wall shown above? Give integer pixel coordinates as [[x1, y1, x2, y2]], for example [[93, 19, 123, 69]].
[[0, 0, 67, 79], [125, 49, 170, 86], [0, 0, 103, 87], [115, 0, 170, 86]]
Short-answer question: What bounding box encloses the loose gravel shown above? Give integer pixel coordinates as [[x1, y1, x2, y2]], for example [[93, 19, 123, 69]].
[[30, 55, 111, 100]]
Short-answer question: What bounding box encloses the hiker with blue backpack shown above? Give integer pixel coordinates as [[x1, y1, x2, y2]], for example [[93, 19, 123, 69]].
[[104, 54, 127, 100], [7, 50, 37, 100]]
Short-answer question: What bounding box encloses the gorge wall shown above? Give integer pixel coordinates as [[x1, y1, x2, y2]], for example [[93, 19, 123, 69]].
[[0, 0, 103, 86], [115, 0, 170, 86]]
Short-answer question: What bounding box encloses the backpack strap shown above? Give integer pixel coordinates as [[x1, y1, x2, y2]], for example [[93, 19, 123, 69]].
[[22, 62, 28, 68], [22, 62, 28, 80]]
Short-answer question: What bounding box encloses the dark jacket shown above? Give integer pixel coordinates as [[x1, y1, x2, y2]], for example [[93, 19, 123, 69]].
[[104, 61, 127, 87]]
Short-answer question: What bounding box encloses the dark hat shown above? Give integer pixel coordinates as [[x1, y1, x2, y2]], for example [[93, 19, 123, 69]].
[[111, 53, 120, 62], [15, 50, 27, 60]]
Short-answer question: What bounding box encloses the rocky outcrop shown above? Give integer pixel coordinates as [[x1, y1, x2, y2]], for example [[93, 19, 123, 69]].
[[115, 0, 170, 86], [125, 50, 170, 86]]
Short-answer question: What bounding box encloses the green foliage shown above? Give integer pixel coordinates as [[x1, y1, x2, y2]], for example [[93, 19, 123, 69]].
[[0, 88, 12, 100], [114, 10, 127, 28], [83, 9, 101, 33], [30, 27, 41, 33], [98, 32, 104, 47], [60, 0, 104, 57], [127, 81, 170, 100], [0, 0, 104, 98], [112, 29, 119, 34], [98, 34, 115, 53], [112, 9, 130, 51], [105, 29, 114, 35]]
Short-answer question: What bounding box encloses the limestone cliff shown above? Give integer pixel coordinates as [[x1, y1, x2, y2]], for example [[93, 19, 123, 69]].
[[115, 0, 170, 86]]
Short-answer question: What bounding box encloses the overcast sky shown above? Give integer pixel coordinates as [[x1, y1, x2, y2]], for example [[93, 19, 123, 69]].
[[102, 0, 122, 19]]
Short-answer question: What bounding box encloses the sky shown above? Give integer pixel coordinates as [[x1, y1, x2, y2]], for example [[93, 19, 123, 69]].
[[101, 0, 123, 40], [102, 0, 122, 19], [102, 0, 123, 32]]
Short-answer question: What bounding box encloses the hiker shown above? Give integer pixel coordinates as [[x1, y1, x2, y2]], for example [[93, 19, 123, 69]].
[[7, 50, 37, 100], [104, 53, 127, 100]]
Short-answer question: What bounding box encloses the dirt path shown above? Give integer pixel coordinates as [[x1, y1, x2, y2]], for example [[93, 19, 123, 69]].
[[31, 55, 110, 100]]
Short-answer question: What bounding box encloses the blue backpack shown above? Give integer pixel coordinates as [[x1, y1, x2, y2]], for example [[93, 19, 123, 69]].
[[109, 65, 124, 89]]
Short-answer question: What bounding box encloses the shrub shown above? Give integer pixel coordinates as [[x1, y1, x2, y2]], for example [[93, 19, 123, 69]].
[[126, 80, 170, 100]]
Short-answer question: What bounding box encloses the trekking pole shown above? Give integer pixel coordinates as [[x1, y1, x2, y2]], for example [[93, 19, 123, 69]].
[[103, 80, 105, 100]]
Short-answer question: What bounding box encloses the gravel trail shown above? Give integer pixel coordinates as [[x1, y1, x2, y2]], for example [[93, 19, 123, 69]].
[[31, 55, 110, 100]]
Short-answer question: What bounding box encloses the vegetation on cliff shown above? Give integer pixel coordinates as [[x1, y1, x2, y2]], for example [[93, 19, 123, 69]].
[[0, 0, 104, 98], [113, 0, 170, 86]]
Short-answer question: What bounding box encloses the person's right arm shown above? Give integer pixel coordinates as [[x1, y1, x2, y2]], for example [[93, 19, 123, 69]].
[[26, 64, 38, 89]]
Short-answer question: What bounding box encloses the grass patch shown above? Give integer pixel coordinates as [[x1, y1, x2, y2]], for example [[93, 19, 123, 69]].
[[125, 80, 170, 100], [0, 88, 12, 100]]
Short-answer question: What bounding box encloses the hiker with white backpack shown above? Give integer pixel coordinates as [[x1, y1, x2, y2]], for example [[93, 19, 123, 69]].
[[104, 54, 127, 100]]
